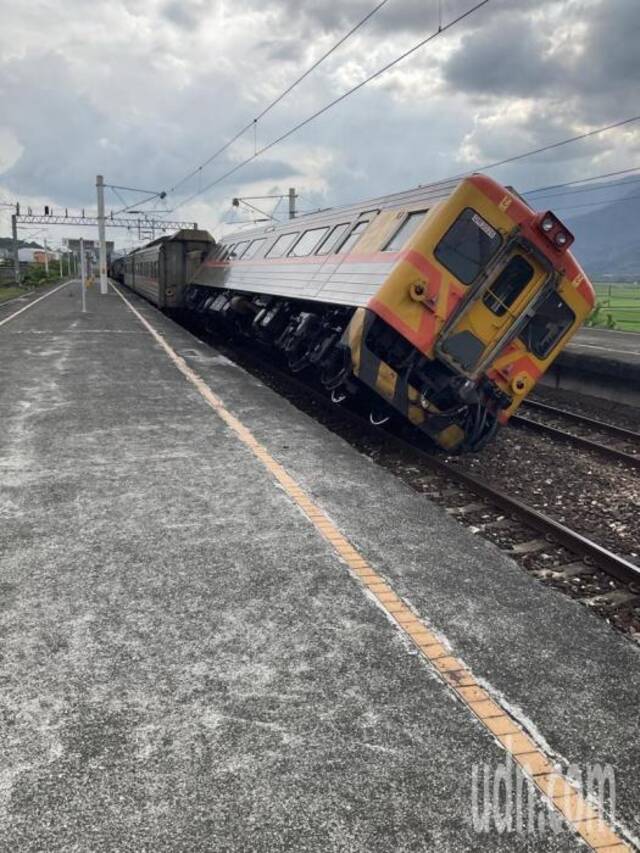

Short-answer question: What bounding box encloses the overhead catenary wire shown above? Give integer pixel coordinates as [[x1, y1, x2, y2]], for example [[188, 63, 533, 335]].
[[333, 121, 640, 214], [552, 192, 640, 213], [167, 0, 393, 196], [524, 171, 640, 202], [169, 0, 491, 213], [523, 164, 640, 195], [452, 115, 640, 178]]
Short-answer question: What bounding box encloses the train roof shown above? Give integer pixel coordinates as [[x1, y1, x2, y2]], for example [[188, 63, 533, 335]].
[[127, 228, 214, 255], [219, 177, 462, 244]]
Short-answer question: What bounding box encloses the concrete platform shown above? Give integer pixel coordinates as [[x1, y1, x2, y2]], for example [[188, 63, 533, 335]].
[[545, 327, 640, 407], [1, 280, 639, 851]]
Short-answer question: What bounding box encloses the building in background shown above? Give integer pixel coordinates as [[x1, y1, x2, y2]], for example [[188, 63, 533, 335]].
[[64, 238, 114, 263], [17, 247, 60, 264]]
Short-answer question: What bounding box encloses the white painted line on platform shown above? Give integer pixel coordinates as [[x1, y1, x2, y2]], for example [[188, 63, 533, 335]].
[[0, 280, 75, 328]]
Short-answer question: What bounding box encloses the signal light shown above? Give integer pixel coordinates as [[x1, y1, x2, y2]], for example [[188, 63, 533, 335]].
[[541, 216, 554, 232], [555, 232, 569, 247]]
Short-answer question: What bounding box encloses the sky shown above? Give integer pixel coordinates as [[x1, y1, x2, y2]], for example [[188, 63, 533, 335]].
[[0, 0, 639, 251]]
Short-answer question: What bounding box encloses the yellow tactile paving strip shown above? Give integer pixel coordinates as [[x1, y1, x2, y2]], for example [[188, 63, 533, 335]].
[[112, 284, 632, 852]]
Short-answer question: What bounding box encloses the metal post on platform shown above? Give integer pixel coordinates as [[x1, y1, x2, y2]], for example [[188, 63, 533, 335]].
[[43, 237, 49, 276], [96, 174, 108, 295], [11, 205, 20, 285], [79, 238, 87, 314]]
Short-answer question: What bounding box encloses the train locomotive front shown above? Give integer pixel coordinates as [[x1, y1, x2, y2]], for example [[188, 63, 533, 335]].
[[346, 175, 595, 450], [177, 174, 596, 452]]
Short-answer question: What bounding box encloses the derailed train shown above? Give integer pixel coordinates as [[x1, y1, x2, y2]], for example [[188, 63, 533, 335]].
[[112, 174, 595, 452]]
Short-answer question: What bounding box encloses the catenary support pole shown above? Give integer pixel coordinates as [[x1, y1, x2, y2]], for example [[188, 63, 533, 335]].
[[44, 237, 49, 276], [288, 187, 296, 220], [80, 238, 87, 314], [96, 174, 108, 295], [11, 206, 20, 285]]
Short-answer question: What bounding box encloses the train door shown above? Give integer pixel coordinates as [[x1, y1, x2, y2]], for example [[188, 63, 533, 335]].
[[433, 210, 553, 377], [438, 251, 551, 378]]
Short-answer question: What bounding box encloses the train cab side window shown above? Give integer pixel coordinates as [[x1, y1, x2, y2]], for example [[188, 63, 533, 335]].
[[519, 293, 576, 359], [243, 238, 267, 260], [336, 219, 370, 255], [434, 207, 502, 285], [315, 223, 350, 255], [229, 241, 250, 259], [289, 227, 329, 257], [384, 210, 427, 251], [483, 255, 534, 316], [266, 232, 299, 259]]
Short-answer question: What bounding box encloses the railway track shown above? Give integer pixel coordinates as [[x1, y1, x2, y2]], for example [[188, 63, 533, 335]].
[[276, 369, 640, 587], [523, 398, 640, 442], [512, 399, 640, 469], [197, 330, 639, 588], [174, 313, 640, 637]]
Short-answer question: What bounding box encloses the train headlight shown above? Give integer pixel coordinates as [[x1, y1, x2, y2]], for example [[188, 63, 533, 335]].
[[536, 210, 574, 250]]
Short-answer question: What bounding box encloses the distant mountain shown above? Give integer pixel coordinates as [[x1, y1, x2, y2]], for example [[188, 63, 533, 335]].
[[560, 185, 640, 280], [0, 236, 44, 251]]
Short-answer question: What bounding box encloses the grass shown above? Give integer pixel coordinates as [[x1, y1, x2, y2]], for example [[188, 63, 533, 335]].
[[0, 266, 69, 306], [589, 282, 640, 332], [0, 286, 24, 304]]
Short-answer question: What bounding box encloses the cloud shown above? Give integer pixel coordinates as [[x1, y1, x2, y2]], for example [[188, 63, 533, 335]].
[[0, 0, 638, 251], [162, 0, 214, 30], [443, 14, 563, 98]]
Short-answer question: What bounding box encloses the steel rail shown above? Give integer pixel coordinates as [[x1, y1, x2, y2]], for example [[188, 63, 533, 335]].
[[511, 414, 640, 469], [522, 399, 640, 443], [206, 340, 640, 588]]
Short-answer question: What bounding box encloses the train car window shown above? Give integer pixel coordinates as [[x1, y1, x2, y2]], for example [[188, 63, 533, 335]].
[[384, 210, 427, 251], [519, 293, 575, 359], [483, 255, 534, 316], [315, 223, 350, 255], [243, 238, 267, 260], [336, 219, 370, 255], [289, 227, 329, 258], [229, 241, 250, 259], [266, 232, 299, 259], [434, 207, 502, 285]]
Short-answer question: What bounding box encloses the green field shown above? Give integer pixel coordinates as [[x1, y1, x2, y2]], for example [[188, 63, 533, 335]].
[[590, 282, 640, 332]]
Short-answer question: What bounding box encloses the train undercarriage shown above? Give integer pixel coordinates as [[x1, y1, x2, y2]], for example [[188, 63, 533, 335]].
[[181, 284, 503, 452]]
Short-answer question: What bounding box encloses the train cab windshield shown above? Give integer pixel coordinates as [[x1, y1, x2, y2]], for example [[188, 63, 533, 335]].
[[519, 292, 575, 358], [434, 207, 502, 284]]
